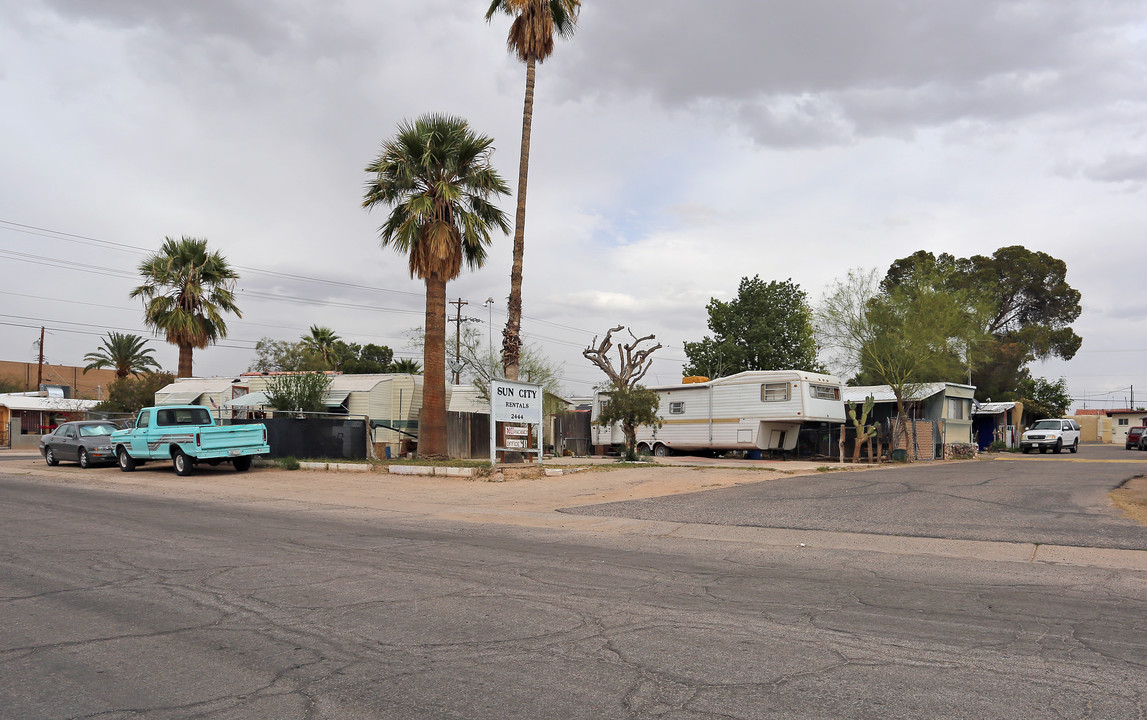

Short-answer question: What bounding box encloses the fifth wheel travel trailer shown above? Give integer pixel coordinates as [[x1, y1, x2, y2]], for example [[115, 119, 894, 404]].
[[591, 370, 846, 456]]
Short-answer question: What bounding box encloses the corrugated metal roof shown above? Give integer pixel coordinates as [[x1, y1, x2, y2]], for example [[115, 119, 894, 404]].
[[155, 377, 239, 394], [156, 391, 203, 405], [973, 401, 1015, 415], [0, 394, 100, 412]]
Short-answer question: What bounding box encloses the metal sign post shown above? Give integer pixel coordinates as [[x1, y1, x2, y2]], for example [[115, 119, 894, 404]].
[[490, 379, 544, 466]]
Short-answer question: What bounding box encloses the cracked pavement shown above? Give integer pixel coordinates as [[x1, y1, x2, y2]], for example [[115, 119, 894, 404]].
[[1, 445, 1145, 719]]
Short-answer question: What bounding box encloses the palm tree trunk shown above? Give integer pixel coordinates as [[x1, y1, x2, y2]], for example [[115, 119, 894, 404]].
[[420, 275, 448, 457], [502, 56, 536, 382], [178, 345, 194, 378]]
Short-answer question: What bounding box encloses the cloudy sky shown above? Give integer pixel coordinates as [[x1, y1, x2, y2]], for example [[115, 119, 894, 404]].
[[2, 0, 1145, 409]]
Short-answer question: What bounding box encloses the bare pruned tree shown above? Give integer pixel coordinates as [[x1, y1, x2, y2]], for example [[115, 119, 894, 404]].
[[583, 325, 663, 389]]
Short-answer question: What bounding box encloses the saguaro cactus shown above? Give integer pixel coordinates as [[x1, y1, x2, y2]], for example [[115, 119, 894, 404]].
[[848, 396, 878, 464]]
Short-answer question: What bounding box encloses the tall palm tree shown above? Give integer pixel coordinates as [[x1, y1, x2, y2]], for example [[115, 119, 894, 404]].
[[486, 0, 580, 380], [130, 236, 241, 378], [363, 114, 510, 457], [82, 332, 162, 379], [301, 325, 341, 368]]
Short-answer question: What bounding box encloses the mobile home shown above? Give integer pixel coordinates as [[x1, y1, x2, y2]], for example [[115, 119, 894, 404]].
[[591, 370, 846, 456]]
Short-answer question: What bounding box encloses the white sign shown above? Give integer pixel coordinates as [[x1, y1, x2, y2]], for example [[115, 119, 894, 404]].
[[504, 426, 528, 437], [504, 438, 526, 448], [490, 380, 544, 424]]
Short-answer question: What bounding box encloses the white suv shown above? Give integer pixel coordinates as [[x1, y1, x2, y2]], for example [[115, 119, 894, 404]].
[[1020, 418, 1080, 454]]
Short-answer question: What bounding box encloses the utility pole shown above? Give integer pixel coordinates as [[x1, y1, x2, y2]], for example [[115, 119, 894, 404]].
[[449, 298, 468, 385], [36, 326, 45, 391]]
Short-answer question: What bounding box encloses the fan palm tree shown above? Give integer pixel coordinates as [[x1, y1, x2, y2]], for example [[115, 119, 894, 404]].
[[363, 114, 510, 456], [301, 325, 341, 368], [486, 0, 580, 380], [391, 358, 422, 375], [82, 332, 162, 379], [130, 236, 241, 378]]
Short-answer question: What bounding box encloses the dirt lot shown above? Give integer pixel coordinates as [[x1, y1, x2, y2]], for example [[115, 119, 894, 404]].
[[1112, 476, 1147, 524]]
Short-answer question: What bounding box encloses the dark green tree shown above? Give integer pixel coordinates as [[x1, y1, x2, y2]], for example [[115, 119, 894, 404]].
[[882, 247, 1082, 400], [1017, 375, 1071, 420], [594, 384, 662, 461], [83, 332, 163, 379], [684, 276, 822, 378], [93, 372, 176, 414], [331, 341, 394, 374]]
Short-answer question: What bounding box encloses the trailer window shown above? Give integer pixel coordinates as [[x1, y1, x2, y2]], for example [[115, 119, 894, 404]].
[[810, 384, 840, 401], [762, 383, 789, 402], [668, 401, 685, 414]]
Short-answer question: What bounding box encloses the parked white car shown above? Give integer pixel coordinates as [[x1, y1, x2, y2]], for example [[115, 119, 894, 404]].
[[1020, 418, 1080, 454]]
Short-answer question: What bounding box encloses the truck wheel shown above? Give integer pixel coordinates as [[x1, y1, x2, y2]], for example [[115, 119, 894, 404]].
[[173, 451, 194, 476], [117, 447, 136, 472], [78, 449, 90, 469], [1053, 439, 1062, 454], [652, 444, 671, 457], [1070, 440, 1078, 454], [233, 456, 252, 472], [1021, 446, 1030, 454], [45, 448, 58, 466]]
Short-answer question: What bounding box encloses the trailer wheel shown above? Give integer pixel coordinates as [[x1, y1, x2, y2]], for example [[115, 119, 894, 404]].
[[636, 443, 651, 456], [652, 444, 671, 457]]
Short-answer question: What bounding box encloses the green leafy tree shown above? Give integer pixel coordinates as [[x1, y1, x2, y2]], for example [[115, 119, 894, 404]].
[[817, 269, 984, 455], [363, 113, 510, 457], [882, 247, 1082, 400], [595, 384, 662, 461], [301, 326, 341, 367], [486, 0, 581, 381], [331, 341, 394, 374], [130, 236, 241, 378], [93, 372, 176, 414], [83, 332, 162, 379], [1017, 376, 1071, 420], [249, 338, 326, 372], [390, 358, 422, 375], [684, 276, 822, 378], [264, 372, 333, 413]]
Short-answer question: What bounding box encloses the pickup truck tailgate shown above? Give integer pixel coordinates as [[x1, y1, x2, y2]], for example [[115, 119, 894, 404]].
[[197, 425, 267, 455]]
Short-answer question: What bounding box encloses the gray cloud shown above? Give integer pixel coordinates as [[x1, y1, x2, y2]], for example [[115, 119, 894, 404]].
[[561, 1, 1147, 146]]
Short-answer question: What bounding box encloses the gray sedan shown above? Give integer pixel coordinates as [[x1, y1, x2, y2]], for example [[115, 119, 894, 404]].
[[40, 421, 119, 468]]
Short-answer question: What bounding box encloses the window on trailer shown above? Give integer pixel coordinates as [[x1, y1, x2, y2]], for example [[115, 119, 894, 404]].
[[762, 383, 789, 402], [669, 401, 685, 414], [810, 384, 839, 400]]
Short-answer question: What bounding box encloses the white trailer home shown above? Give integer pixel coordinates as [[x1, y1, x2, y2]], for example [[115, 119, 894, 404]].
[[591, 370, 846, 456]]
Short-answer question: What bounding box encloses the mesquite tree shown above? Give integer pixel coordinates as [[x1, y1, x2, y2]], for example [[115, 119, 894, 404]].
[[584, 326, 663, 460]]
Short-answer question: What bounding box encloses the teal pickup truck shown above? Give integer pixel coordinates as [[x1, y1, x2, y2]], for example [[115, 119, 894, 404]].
[[111, 405, 270, 476]]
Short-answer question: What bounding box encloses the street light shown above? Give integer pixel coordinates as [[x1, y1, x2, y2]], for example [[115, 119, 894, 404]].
[[484, 297, 495, 360]]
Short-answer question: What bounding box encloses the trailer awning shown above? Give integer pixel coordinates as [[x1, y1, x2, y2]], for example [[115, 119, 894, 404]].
[[322, 391, 351, 407], [224, 391, 270, 408]]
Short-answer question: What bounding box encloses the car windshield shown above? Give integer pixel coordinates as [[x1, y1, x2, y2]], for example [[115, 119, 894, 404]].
[[1031, 420, 1061, 430], [78, 424, 117, 437]]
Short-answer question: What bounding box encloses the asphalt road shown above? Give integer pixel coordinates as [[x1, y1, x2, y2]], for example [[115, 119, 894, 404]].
[[565, 444, 1147, 549], [1, 452, 1146, 719]]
